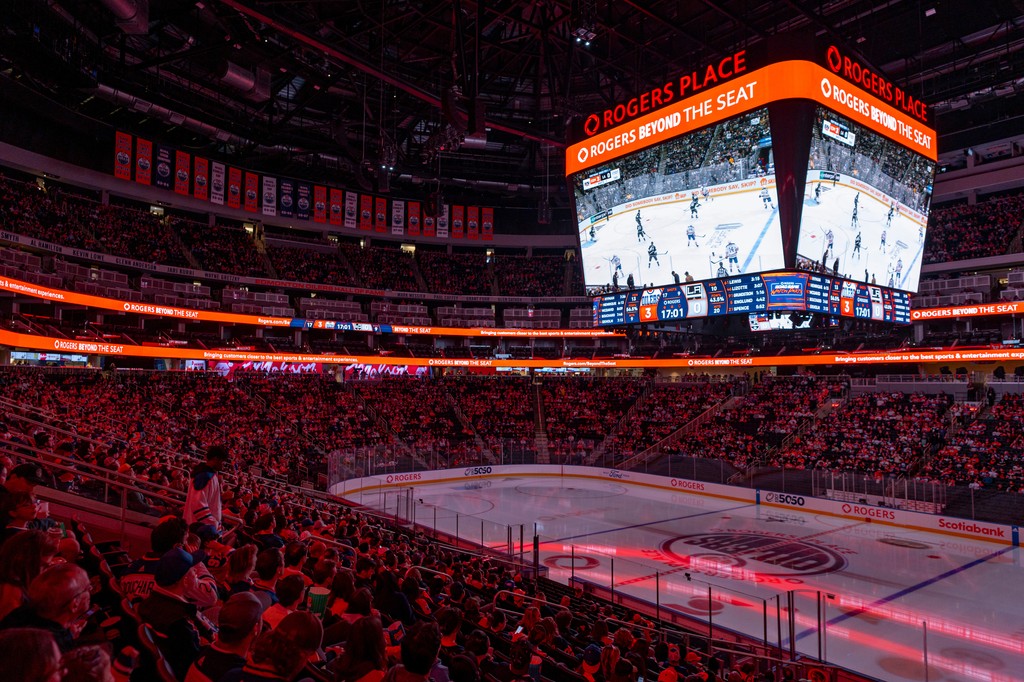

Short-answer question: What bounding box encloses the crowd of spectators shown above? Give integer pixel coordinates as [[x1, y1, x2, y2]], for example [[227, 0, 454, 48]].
[[268, 246, 352, 286], [353, 379, 481, 467], [340, 244, 420, 293], [444, 377, 537, 462], [0, 171, 584, 299], [494, 256, 566, 298], [540, 378, 646, 464], [924, 192, 1024, 263], [176, 220, 271, 277], [602, 382, 733, 459], [922, 393, 1024, 492], [770, 392, 951, 475], [418, 252, 494, 296], [0, 431, 773, 682]]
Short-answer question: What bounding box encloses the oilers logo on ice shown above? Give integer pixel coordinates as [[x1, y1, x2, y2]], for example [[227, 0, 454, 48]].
[[639, 289, 662, 321], [650, 530, 850, 580]]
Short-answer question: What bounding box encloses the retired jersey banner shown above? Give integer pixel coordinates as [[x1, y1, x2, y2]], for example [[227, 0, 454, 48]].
[[451, 205, 464, 238], [243, 172, 259, 212], [391, 200, 405, 236], [329, 189, 343, 226], [374, 197, 388, 233], [134, 138, 152, 185], [313, 186, 327, 223], [227, 167, 242, 208], [296, 183, 311, 221], [114, 132, 133, 181], [278, 179, 294, 218], [193, 157, 209, 200], [467, 206, 479, 239], [481, 207, 494, 240], [436, 204, 449, 238], [344, 192, 358, 230], [359, 195, 373, 230], [423, 212, 436, 237], [174, 151, 191, 196], [407, 201, 421, 236], [210, 162, 225, 204], [262, 176, 277, 216], [153, 145, 174, 190]]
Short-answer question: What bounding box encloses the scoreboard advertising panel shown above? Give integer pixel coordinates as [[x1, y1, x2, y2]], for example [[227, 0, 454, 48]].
[[592, 271, 911, 327], [569, 42, 935, 327]]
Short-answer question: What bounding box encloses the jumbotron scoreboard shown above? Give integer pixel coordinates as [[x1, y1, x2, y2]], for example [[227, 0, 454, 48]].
[[593, 271, 910, 326], [569, 39, 935, 328]]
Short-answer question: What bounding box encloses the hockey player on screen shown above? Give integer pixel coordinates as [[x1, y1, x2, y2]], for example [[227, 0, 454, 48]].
[[648, 241, 660, 267], [686, 224, 700, 247], [851, 204, 859, 228], [880, 228, 887, 252], [635, 210, 646, 242], [610, 254, 623, 276], [725, 241, 740, 273], [716, 261, 728, 278], [853, 232, 862, 257], [823, 228, 835, 259], [895, 257, 903, 280], [854, 192, 860, 210], [589, 225, 596, 242], [702, 186, 712, 203], [759, 188, 773, 210], [814, 182, 822, 203], [690, 196, 700, 219], [886, 202, 897, 227]]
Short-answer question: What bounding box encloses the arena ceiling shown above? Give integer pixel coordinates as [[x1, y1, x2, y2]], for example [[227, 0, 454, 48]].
[[2, 0, 1024, 208]]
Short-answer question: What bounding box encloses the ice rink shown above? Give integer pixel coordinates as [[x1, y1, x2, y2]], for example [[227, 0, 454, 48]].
[[798, 177, 928, 292], [354, 475, 1023, 682], [580, 185, 784, 289]]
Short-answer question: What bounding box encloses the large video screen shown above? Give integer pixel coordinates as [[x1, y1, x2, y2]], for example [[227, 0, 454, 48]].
[[572, 107, 784, 294], [797, 106, 934, 292]]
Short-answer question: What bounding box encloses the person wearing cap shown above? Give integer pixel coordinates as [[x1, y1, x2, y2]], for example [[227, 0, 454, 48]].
[[0, 463, 49, 529], [136, 548, 205, 679], [0, 562, 93, 652], [577, 643, 602, 682], [185, 592, 264, 682], [680, 652, 703, 677], [220, 610, 324, 682], [184, 445, 230, 533], [119, 517, 188, 602]]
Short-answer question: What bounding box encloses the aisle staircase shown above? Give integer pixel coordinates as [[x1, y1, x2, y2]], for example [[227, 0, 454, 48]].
[[534, 385, 550, 463]]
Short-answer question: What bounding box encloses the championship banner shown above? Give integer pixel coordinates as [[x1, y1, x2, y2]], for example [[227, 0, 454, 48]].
[[114, 132, 133, 181], [391, 200, 405, 236], [262, 176, 277, 216], [344, 192, 358, 229], [296, 183, 311, 221], [174, 151, 191, 196], [227, 167, 242, 208], [374, 197, 388, 233], [244, 172, 259, 212], [329, 189, 343, 226], [451, 205, 464, 238], [210, 162, 225, 205], [193, 157, 209, 200], [359, 195, 373, 230], [481, 207, 494, 240], [436, 204, 449, 238], [153, 145, 174, 190], [467, 206, 479, 239], [423, 213, 436, 237], [313, 186, 327, 223], [278, 179, 294, 218], [134, 138, 152, 185], [407, 201, 421, 236]]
